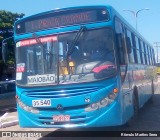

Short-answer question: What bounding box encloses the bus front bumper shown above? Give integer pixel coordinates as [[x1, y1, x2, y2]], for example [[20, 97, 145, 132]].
[[17, 101, 123, 128]]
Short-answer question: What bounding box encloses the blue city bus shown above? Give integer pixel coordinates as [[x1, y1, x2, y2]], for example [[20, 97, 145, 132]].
[[6, 5, 157, 128]]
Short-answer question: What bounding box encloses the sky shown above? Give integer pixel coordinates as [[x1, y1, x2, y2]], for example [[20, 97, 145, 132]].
[[1, 0, 160, 56]]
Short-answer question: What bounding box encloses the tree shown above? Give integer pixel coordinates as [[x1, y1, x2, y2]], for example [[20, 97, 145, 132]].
[[0, 10, 24, 80], [0, 10, 25, 60], [0, 10, 24, 40]]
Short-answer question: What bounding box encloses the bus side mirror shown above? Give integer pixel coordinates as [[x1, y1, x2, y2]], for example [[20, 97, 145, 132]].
[[2, 42, 8, 64], [126, 37, 131, 54]]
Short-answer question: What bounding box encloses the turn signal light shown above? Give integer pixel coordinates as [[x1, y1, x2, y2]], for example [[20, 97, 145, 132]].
[[15, 95, 19, 99], [113, 88, 118, 93]]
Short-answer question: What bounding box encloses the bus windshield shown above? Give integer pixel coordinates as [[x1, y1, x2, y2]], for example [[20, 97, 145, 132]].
[[16, 28, 116, 86]]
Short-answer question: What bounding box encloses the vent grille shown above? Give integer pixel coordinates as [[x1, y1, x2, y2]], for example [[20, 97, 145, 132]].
[[25, 86, 100, 98]]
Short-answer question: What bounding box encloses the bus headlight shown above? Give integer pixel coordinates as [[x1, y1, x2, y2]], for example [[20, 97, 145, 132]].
[[85, 90, 118, 112], [91, 103, 99, 110], [100, 98, 108, 107], [16, 98, 39, 114]]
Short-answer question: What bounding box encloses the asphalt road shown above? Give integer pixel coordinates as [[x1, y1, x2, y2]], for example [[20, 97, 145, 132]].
[[0, 78, 160, 140]]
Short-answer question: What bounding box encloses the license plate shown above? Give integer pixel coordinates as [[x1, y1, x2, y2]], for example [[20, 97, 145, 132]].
[[53, 115, 70, 122], [32, 99, 51, 107]]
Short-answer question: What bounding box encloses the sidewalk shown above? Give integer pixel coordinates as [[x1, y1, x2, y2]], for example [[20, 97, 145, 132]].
[[0, 110, 57, 131], [0, 108, 18, 129]]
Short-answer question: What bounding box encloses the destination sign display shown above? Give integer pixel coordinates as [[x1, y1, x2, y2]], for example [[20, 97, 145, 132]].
[[25, 11, 96, 33], [15, 7, 109, 34]]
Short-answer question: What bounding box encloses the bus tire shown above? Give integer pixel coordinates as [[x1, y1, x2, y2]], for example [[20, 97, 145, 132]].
[[132, 87, 139, 120], [148, 80, 154, 104], [125, 88, 139, 127]]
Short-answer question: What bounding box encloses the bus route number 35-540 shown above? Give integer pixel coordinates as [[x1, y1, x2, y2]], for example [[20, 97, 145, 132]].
[[32, 99, 51, 107]]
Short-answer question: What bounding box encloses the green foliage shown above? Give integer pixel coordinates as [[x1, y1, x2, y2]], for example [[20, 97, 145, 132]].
[[0, 10, 25, 41], [0, 10, 24, 65], [0, 10, 24, 29]]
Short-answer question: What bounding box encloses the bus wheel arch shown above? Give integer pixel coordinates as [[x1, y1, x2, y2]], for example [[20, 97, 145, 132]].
[[132, 86, 139, 118], [151, 80, 155, 95], [148, 80, 154, 104], [122, 86, 139, 127]]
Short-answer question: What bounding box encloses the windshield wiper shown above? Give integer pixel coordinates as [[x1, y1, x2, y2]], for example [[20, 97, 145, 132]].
[[67, 26, 87, 57], [32, 33, 45, 74]]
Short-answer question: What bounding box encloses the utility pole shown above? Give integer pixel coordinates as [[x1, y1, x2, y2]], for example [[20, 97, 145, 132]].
[[154, 42, 160, 63], [123, 8, 150, 30]]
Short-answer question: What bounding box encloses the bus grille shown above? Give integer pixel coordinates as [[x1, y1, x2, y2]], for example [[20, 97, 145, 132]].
[[25, 86, 100, 98]]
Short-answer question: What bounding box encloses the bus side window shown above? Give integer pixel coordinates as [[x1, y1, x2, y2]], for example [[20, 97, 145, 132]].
[[143, 43, 148, 65], [152, 49, 156, 65], [131, 34, 138, 64], [115, 19, 127, 65], [147, 46, 152, 65], [134, 36, 141, 64], [149, 47, 152, 65], [140, 40, 146, 64], [125, 29, 135, 63], [126, 37, 131, 53]]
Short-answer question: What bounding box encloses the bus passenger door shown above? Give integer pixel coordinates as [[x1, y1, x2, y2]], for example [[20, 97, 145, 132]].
[[115, 19, 132, 122]]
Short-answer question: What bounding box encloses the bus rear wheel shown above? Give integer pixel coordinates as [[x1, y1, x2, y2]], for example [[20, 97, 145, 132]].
[[125, 89, 139, 127], [133, 90, 139, 119], [148, 80, 154, 104]]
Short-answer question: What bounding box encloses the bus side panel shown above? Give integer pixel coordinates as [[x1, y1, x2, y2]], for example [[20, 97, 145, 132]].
[[121, 65, 134, 123]]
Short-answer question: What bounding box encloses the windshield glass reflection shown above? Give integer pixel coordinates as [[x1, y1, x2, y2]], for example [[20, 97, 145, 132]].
[[16, 28, 116, 86]]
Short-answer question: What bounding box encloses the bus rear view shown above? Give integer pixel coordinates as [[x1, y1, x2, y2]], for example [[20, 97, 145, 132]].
[[11, 5, 156, 128]]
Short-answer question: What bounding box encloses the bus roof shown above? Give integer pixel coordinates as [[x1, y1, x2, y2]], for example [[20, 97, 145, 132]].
[[14, 5, 153, 48], [15, 5, 112, 24]]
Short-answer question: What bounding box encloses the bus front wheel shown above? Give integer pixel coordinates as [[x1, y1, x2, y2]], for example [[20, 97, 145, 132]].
[[125, 88, 139, 127]]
